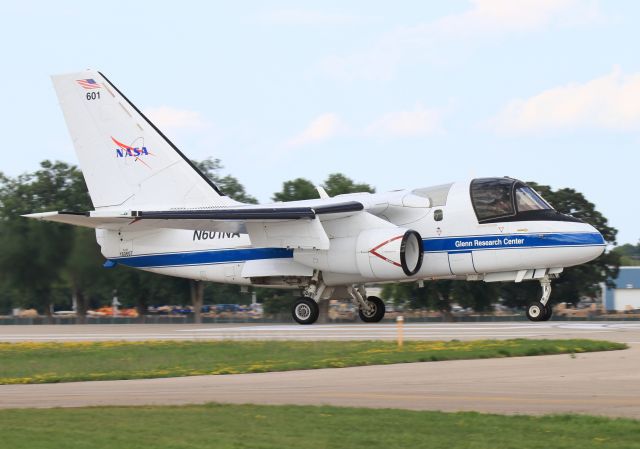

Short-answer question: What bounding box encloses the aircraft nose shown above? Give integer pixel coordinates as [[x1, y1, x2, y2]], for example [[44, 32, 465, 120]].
[[583, 222, 606, 260]]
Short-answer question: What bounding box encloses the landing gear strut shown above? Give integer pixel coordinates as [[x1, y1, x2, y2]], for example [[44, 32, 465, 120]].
[[526, 277, 553, 322], [292, 271, 326, 325], [348, 286, 386, 323]]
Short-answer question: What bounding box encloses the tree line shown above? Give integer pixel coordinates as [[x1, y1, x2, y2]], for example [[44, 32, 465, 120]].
[[0, 159, 624, 321]]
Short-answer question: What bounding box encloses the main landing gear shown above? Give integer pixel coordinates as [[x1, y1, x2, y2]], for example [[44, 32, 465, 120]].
[[292, 297, 319, 325], [291, 276, 388, 325], [292, 271, 325, 325], [348, 286, 386, 323], [526, 277, 553, 322]]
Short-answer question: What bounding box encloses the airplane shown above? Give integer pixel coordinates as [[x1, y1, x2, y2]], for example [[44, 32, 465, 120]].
[[25, 70, 606, 325]]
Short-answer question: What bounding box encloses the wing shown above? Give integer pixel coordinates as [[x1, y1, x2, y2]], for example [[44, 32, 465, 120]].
[[23, 200, 365, 250]]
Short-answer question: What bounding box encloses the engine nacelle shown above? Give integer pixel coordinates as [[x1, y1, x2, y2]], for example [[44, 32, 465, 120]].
[[293, 227, 424, 280], [356, 228, 424, 279]]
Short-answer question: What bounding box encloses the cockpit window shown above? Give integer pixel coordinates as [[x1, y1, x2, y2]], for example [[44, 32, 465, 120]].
[[470, 178, 515, 221], [412, 183, 453, 207], [515, 185, 551, 212]]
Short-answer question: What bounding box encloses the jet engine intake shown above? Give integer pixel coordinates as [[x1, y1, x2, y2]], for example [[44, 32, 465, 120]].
[[356, 228, 424, 279]]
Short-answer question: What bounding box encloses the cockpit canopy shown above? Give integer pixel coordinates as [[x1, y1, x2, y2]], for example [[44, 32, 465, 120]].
[[470, 178, 572, 223]]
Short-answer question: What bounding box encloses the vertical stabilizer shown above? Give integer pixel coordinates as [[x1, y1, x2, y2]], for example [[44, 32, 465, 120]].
[[51, 70, 236, 210]]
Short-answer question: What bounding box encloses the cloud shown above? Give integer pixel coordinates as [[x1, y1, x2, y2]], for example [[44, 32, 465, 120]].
[[285, 105, 444, 148], [319, 0, 601, 81], [286, 113, 344, 147], [429, 0, 586, 37], [365, 103, 443, 137], [488, 67, 640, 133], [257, 9, 369, 26], [144, 106, 207, 130]]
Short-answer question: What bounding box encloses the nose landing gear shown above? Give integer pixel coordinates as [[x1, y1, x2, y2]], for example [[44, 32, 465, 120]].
[[526, 277, 553, 322]]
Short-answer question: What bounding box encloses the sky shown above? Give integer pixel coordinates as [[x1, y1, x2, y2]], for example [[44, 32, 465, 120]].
[[1, 1, 639, 244]]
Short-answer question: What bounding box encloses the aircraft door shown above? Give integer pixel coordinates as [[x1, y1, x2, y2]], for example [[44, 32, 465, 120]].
[[448, 252, 476, 275]]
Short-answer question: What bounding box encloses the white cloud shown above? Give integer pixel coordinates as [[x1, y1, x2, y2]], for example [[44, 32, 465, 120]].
[[145, 106, 207, 130], [257, 9, 369, 26], [286, 113, 344, 147], [488, 67, 640, 133], [430, 0, 584, 37], [365, 103, 443, 137], [319, 0, 601, 81], [284, 105, 445, 148]]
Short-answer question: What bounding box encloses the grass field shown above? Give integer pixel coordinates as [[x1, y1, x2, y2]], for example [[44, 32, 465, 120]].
[[1, 403, 639, 449], [0, 339, 626, 384]]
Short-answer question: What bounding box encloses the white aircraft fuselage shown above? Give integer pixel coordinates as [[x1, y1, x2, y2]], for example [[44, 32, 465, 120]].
[[99, 179, 604, 288]]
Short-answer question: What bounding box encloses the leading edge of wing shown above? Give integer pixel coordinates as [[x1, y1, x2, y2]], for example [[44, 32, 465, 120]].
[[130, 201, 364, 220]]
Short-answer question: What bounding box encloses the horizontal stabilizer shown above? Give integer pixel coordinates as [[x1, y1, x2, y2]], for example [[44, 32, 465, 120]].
[[22, 211, 130, 229]]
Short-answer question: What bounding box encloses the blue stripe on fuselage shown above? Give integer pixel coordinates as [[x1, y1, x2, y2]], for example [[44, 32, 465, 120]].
[[109, 232, 604, 268], [423, 232, 604, 253], [113, 247, 293, 268]]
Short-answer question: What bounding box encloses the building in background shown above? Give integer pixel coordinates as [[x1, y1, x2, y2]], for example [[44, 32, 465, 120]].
[[603, 267, 640, 311]]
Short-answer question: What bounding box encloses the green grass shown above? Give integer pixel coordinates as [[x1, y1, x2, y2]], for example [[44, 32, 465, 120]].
[[0, 339, 626, 384], [1, 403, 639, 449]]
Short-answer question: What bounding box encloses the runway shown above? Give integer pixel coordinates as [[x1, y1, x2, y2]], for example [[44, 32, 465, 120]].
[[2, 322, 640, 418], [2, 321, 640, 343]]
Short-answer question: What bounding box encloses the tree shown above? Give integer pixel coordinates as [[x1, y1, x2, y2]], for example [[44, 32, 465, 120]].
[[113, 266, 190, 320], [193, 158, 258, 204], [450, 281, 498, 313], [323, 173, 375, 196], [0, 272, 17, 315], [272, 178, 318, 202], [63, 227, 109, 323], [262, 293, 296, 316], [190, 280, 205, 323], [382, 280, 454, 319], [272, 174, 375, 202], [0, 161, 92, 319], [612, 242, 640, 266]]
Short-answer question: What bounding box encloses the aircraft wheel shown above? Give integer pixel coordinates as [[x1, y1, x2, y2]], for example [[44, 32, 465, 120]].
[[540, 304, 553, 321], [292, 297, 319, 325], [358, 296, 386, 323], [526, 302, 545, 322]]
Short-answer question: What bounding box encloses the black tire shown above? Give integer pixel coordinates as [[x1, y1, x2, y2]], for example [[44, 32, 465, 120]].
[[358, 296, 386, 323], [540, 304, 553, 321], [526, 302, 545, 322], [292, 297, 319, 325]]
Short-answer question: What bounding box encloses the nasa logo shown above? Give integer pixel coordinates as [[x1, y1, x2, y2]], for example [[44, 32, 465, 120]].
[[111, 136, 152, 168]]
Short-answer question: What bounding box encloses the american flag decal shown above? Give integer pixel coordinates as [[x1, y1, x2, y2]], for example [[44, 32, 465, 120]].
[[76, 79, 101, 89]]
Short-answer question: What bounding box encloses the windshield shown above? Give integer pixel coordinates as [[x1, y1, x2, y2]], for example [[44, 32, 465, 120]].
[[471, 178, 556, 222], [515, 185, 551, 212], [470, 178, 515, 221]]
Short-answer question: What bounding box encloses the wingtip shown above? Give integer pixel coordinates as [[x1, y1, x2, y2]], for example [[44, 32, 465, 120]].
[[22, 211, 59, 219]]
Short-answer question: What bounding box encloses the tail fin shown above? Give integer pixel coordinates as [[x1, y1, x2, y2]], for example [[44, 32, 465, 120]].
[[51, 70, 234, 210]]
